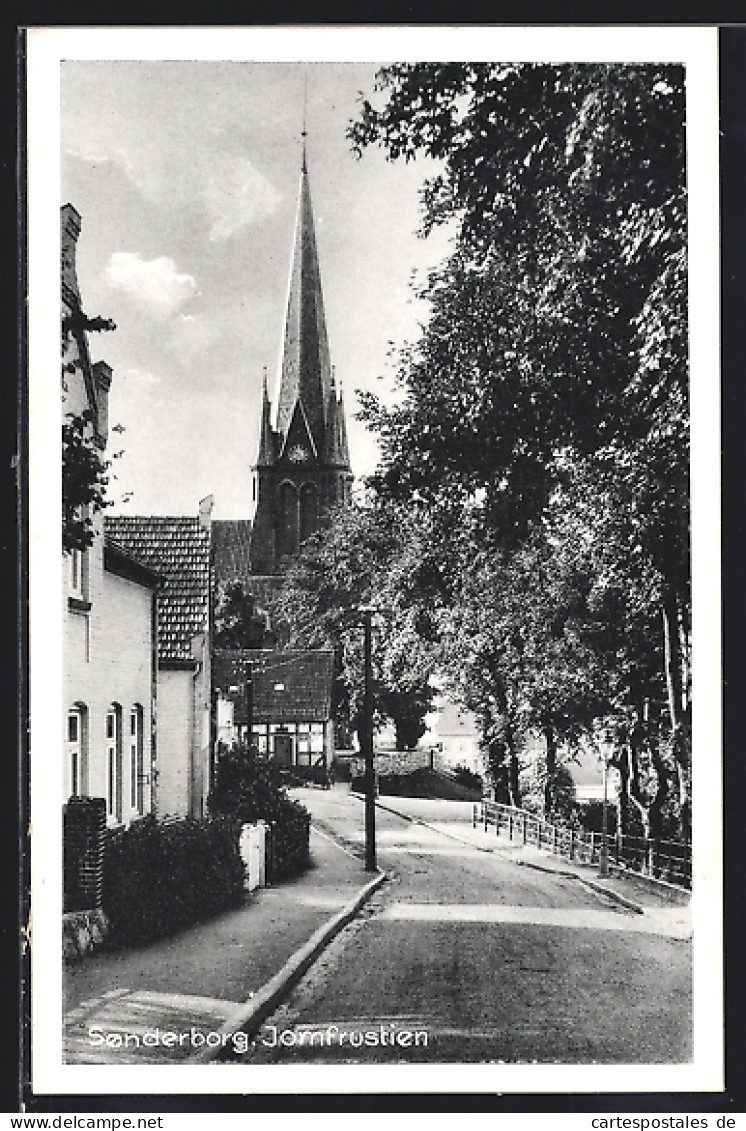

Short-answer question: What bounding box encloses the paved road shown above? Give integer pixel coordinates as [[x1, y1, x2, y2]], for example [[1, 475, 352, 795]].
[[230, 787, 691, 1066]]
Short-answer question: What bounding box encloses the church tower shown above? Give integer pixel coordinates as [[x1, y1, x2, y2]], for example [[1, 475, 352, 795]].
[[250, 143, 353, 576]]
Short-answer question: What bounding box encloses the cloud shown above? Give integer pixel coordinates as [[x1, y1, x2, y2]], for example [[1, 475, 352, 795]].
[[104, 253, 198, 319], [167, 312, 220, 365], [203, 155, 282, 241], [66, 113, 280, 241], [119, 366, 161, 388]]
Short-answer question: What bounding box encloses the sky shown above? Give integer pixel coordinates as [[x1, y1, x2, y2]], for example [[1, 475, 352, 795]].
[[60, 59, 454, 518]]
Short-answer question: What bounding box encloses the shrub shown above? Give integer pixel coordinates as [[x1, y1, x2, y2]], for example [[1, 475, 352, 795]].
[[102, 814, 245, 947], [576, 799, 618, 836], [331, 757, 352, 782], [451, 764, 483, 792], [209, 744, 311, 881], [277, 763, 331, 789]]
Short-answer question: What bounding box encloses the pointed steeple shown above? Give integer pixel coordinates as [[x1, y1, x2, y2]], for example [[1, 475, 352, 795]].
[[249, 133, 353, 576], [325, 370, 351, 467], [256, 368, 275, 466], [275, 155, 333, 455]]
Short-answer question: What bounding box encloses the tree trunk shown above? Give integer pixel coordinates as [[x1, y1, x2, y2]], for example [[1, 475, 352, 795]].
[[508, 741, 521, 809], [662, 587, 683, 735], [543, 725, 557, 817], [661, 586, 692, 840]]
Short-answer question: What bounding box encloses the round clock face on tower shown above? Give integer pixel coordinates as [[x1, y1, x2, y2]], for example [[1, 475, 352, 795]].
[[287, 444, 309, 463]]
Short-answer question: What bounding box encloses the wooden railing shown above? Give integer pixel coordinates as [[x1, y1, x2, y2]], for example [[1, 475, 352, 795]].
[[473, 801, 691, 890]]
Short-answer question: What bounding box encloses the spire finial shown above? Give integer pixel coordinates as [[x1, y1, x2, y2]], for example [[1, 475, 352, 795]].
[[301, 70, 308, 173]]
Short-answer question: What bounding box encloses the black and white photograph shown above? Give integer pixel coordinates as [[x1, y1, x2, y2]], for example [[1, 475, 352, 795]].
[[26, 24, 722, 1100]]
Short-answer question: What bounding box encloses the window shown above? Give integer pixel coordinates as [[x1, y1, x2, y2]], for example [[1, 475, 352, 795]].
[[69, 548, 84, 598], [67, 707, 86, 797], [251, 724, 269, 755], [279, 481, 299, 556], [300, 483, 318, 543], [129, 706, 144, 815], [297, 722, 324, 765], [106, 706, 123, 822]]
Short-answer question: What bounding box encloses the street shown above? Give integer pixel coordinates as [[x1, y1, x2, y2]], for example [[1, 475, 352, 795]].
[[232, 787, 691, 1065]]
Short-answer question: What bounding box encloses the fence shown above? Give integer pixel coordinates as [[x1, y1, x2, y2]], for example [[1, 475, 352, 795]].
[[473, 801, 691, 890]]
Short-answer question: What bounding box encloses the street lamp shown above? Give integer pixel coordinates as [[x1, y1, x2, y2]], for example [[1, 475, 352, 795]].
[[360, 605, 377, 872], [598, 728, 614, 878]]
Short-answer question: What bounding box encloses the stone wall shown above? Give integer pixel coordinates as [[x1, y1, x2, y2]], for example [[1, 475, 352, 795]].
[[351, 748, 434, 779], [62, 909, 109, 962]]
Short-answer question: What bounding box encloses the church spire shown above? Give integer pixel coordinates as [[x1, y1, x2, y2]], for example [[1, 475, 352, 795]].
[[275, 141, 333, 455], [301, 73, 308, 175]]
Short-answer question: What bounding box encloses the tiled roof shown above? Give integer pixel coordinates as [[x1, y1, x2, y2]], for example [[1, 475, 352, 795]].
[[213, 648, 334, 722], [212, 520, 253, 585], [105, 516, 210, 663]]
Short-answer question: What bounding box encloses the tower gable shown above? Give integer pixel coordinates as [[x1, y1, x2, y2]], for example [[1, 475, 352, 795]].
[[279, 398, 318, 465]]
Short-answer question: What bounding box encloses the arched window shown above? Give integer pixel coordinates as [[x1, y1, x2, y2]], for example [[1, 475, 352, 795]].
[[279, 481, 299, 556], [67, 704, 88, 798], [129, 705, 145, 815], [300, 482, 318, 543], [106, 704, 123, 823]]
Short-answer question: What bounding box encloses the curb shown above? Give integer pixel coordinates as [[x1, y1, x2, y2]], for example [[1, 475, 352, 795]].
[[191, 867, 386, 1062], [352, 791, 495, 853], [513, 858, 645, 914], [364, 794, 648, 916]]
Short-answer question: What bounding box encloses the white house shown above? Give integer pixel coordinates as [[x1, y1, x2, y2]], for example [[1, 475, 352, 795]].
[[105, 509, 213, 819], [62, 204, 160, 827]]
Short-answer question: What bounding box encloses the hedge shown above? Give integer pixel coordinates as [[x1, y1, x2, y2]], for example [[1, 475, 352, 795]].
[[209, 744, 311, 881], [102, 814, 245, 947]]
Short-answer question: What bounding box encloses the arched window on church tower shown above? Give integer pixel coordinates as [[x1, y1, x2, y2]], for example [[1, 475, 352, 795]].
[[300, 482, 318, 544], [279, 480, 299, 556]]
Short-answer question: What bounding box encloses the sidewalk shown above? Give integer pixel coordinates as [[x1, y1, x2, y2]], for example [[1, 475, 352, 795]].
[[369, 794, 692, 931], [63, 824, 383, 1064]]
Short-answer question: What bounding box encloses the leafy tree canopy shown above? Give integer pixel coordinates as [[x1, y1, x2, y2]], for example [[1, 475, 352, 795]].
[[347, 63, 690, 834]]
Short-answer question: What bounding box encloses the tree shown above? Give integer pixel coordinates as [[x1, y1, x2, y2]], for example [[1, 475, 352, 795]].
[[61, 309, 118, 553], [213, 580, 270, 650], [349, 63, 690, 837], [273, 500, 437, 749]]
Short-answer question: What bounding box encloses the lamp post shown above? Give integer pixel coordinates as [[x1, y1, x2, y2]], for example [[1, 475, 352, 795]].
[[599, 728, 613, 878], [360, 605, 377, 872]]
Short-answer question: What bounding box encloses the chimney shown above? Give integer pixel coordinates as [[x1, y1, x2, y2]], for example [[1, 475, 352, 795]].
[[61, 204, 82, 308], [92, 360, 112, 445], [198, 495, 214, 531]]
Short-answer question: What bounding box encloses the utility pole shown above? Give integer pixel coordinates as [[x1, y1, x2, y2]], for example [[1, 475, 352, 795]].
[[361, 606, 377, 871], [599, 729, 611, 878], [244, 662, 253, 748]]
